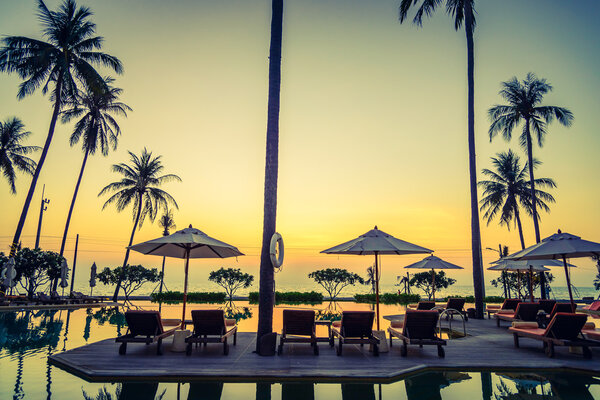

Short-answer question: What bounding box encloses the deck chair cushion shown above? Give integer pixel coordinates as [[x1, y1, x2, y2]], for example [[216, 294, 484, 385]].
[[512, 321, 538, 329]]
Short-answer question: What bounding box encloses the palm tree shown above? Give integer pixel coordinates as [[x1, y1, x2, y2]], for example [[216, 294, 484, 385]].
[[479, 150, 556, 249], [488, 73, 573, 243], [52, 78, 130, 291], [157, 208, 176, 294], [256, 0, 283, 353], [99, 149, 180, 301], [0, 0, 123, 256], [58, 79, 130, 256], [488, 73, 573, 299], [399, 0, 485, 318], [0, 117, 39, 194]]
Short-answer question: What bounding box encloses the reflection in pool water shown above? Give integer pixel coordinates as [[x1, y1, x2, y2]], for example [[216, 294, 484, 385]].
[[1, 302, 599, 399]]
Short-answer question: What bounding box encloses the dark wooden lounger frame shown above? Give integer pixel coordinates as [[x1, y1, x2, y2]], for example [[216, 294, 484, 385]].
[[185, 310, 237, 356], [510, 312, 600, 359], [331, 311, 379, 356], [278, 309, 319, 355], [495, 302, 540, 327], [436, 298, 468, 321], [487, 298, 521, 319], [116, 310, 179, 355], [388, 310, 447, 358]]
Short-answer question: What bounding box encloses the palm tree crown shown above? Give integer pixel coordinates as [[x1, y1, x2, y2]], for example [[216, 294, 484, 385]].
[[0, 0, 122, 100], [99, 148, 181, 227], [0, 117, 40, 194], [158, 208, 176, 237], [478, 150, 555, 247], [488, 73, 573, 148], [61, 77, 131, 155], [400, 0, 475, 31]]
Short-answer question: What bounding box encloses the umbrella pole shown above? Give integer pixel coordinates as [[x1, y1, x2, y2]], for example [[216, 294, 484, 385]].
[[374, 252, 380, 331], [562, 255, 575, 307], [181, 249, 190, 330], [528, 266, 534, 302]]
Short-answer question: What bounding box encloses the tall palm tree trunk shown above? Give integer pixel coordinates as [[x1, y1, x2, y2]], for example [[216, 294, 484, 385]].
[[9, 76, 63, 257], [54, 148, 90, 291], [514, 205, 526, 250], [256, 0, 283, 353], [465, 6, 485, 318], [112, 194, 143, 301], [524, 121, 546, 298]]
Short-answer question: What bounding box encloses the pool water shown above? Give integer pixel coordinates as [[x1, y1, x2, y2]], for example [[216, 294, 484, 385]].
[[1, 302, 599, 399]]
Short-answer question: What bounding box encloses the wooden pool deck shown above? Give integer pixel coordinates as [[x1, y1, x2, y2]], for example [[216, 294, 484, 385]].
[[49, 318, 600, 383]]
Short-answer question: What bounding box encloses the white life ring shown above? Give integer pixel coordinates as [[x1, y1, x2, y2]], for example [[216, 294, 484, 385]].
[[270, 232, 284, 268]]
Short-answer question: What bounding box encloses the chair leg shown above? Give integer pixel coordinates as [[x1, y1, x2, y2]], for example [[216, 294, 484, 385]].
[[360, 336, 364, 347], [389, 334, 393, 348], [204, 335, 207, 347], [373, 343, 379, 357], [437, 345, 445, 358], [401, 340, 407, 357], [118, 342, 127, 355], [277, 341, 283, 355], [513, 333, 519, 348], [546, 342, 555, 358], [156, 338, 163, 356], [337, 337, 343, 356], [233, 331, 237, 346], [496, 318, 500, 327], [313, 342, 319, 355], [186, 342, 192, 356], [583, 346, 592, 359]]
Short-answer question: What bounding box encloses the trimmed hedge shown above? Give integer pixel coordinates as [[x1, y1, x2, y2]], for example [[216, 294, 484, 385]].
[[150, 291, 226, 304], [248, 291, 324, 305], [354, 293, 421, 305], [440, 295, 507, 304]]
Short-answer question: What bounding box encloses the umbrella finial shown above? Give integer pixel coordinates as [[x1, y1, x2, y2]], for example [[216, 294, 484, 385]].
[[374, 225, 378, 230], [557, 229, 562, 234], [189, 224, 192, 228]]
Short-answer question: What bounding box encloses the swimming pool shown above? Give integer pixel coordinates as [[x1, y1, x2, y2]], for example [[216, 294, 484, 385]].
[[1, 304, 599, 399]]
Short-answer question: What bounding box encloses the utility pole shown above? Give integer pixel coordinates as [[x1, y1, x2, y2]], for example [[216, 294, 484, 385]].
[[69, 234, 79, 296], [35, 184, 50, 249]]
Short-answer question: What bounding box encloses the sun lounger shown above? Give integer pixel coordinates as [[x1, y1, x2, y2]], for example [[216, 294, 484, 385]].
[[116, 310, 179, 355], [185, 310, 237, 355], [538, 302, 575, 328], [71, 291, 102, 304], [388, 310, 446, 357], [416, 301, 436, 310], [50, 291, 70, 304], [583, 300, 600, 312], [582, 322, 600, 341], [35, 292, 63, 305], [330, 311, 379, 356], [436, 298, 468, 321], [278, 309, 318, 355], [509, 312, 600, 358], [486, 298, 521, 319], [495, 302, 540, 327], [538, 299, 557, 314]]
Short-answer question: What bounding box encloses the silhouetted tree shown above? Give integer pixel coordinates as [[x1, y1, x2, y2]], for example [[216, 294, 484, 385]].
[[0, 117, 39, 194]]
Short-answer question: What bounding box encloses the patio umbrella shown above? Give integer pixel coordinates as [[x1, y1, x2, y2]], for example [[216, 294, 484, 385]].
[[321, 226, 432, 330], [487, 259, 575, 301], [59, 259, 69, 291], [129, 224, 244, 328], [403, 255, 463, 302], [89, 262, 97, 296], [506, 230, 600, 306]]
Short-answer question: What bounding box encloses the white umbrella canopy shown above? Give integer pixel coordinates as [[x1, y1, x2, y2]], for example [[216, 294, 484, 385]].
[[321, 226, 432, 330], [505, 230, 600, 305], [129, 225, 244, 328], [89, 262, 97, 295], [59, 259, 69, 289], [404, 255, 463, 301], [1, 257, 17, 291]]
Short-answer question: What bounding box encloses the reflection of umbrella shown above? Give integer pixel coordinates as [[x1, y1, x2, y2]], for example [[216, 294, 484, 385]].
[[404, 255, 463, 301], [59, 260, 69, 289], [1, 258, 17, 291], [321, 226, 432, 330], [341, 384, 375, 400], [89, 263, 97, 296], [129, 224, 244, 328], [497, 372, 548, 390], [507, 230, 600, 305], [404, 371, 470, 400]]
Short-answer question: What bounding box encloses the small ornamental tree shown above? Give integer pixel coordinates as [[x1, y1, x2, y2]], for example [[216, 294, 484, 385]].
[[409, 271, 456, 300], [208, 268, 254, 300], [13, 247, 64, 298], [491, 271, 554, 300], [308, 268, 364, 300], [593, 256, 600, 292], [97, 264, 161, 300]]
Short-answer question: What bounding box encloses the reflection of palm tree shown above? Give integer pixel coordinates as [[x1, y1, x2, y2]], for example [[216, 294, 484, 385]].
[[341, 384, 375, 400], [187, 382, 223, 400], [83, 383, 166, 400], [83, 313, 92, 342]]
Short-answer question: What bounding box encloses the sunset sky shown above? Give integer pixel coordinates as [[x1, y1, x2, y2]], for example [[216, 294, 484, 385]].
[[1, 0, 598, 293]]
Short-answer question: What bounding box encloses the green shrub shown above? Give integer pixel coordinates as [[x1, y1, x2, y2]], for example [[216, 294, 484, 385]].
[[439, 295, 506, 304], [248, 291, 324, 305], [354, 293, 420, 305], [150, 291, 226, 304]]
